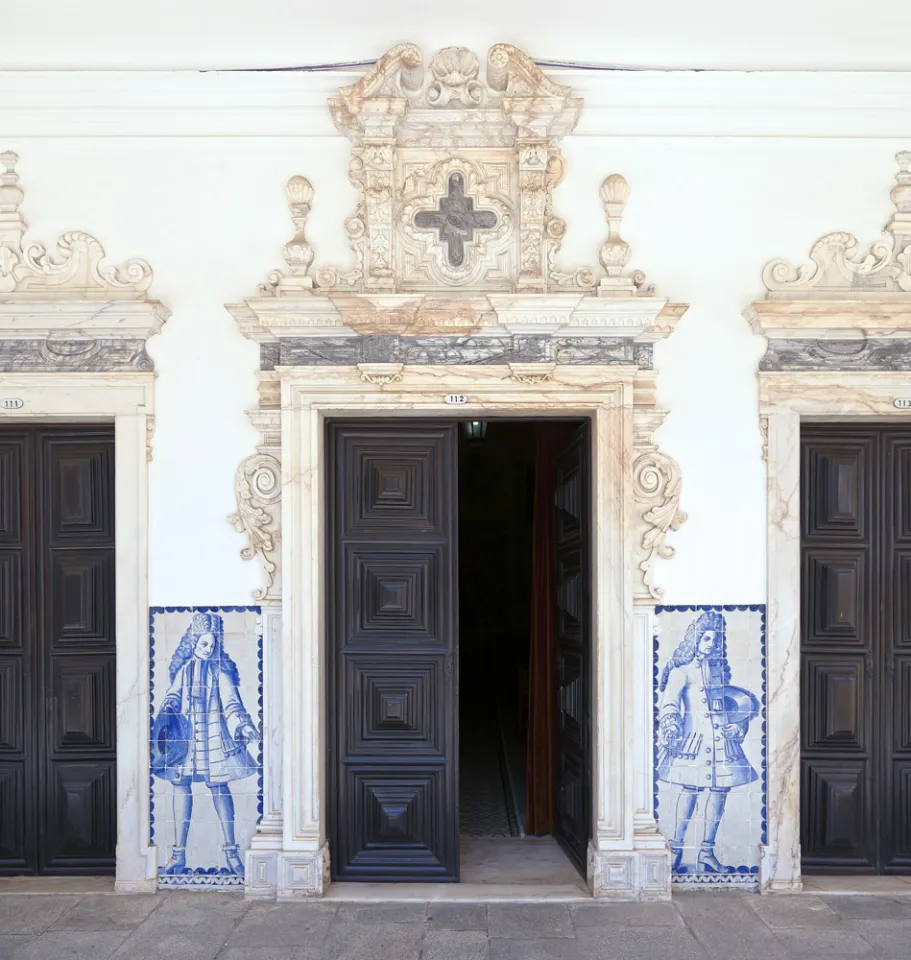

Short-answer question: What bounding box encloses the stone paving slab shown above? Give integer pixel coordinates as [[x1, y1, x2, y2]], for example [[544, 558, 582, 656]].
[[12, 929, 131, 960], [0, 896, 80, 934], [227, 904, 337, 947], [570, 900, 684, 927], [487, 903, 574, 939], [427, 903, 488, 930], [422, 929, 489, 960], [319, 919, 425, 960], [576, 924, 707, 959], [48, 894, 161, 931], [0, 891, 909, 959], [820, 894, 911, 919], [771, 926, 875, 956], [746, 893, 842, 928]]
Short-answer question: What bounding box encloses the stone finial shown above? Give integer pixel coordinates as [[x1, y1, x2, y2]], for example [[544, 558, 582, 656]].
[[283, 176, 315, 289], [597, 174, 642, 297], [0, 151, 27, 256], [887, 150, 911, 256], [257, 175, 320, 296], [599, 174, 631, 277]]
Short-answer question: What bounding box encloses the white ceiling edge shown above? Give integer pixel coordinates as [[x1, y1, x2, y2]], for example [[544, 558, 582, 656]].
[[2, 69, 911, 138]]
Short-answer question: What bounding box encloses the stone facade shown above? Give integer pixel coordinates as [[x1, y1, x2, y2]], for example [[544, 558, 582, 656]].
[[2, 42, 910, 902], [227, 44, 688, 900]]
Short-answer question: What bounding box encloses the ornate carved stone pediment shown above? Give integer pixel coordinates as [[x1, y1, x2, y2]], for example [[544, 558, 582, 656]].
[[747, 151, 911, 370], [227, 44, 688, 603], [229, 43, 684, 345], [761, 150, 911, 300], [0, 151, 169, 371]]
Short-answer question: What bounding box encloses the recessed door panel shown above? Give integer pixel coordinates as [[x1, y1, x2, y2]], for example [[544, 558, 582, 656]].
[[327, 421, 458, 882], [801, 427, 911, 874], [0, 427, 115, 877]]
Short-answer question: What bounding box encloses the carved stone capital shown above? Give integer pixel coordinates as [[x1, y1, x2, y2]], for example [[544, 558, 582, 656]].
[[229, 452, 282, 603]]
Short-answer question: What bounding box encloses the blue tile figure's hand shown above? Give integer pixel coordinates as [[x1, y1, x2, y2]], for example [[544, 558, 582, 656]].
[[237, 723, 261, 744], [721, 722, 745, 742]]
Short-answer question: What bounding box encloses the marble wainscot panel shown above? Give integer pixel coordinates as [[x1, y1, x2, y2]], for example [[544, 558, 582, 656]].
[[654, 605, 766, 887], [149, 607, 263, 889]]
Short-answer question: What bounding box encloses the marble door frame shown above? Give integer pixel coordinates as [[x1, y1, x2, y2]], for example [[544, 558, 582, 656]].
[[0, 372, 157, 891], [253, 363, 676, 900], [760, 370, 911, 892]]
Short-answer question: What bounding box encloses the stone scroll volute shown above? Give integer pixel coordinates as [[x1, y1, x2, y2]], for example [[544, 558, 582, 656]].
[[632, 395, 686, 601]]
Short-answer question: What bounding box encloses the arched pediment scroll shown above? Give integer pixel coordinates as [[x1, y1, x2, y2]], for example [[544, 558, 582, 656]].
[[747, 151, 911, 372], [0, 151, 168, 371]]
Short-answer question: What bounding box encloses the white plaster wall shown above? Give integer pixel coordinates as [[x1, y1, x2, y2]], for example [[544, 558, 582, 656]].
[[0, 130, 905, 606], [3, 0, 909, 69]]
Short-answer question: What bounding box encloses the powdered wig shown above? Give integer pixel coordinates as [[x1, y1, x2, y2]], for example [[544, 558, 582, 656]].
[[168, 612, 240, 684], [659, 609, 730, 691]]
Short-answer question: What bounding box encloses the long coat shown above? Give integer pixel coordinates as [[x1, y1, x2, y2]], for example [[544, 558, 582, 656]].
[[156, 658, 258, 785], [656, 656, 758, 790]]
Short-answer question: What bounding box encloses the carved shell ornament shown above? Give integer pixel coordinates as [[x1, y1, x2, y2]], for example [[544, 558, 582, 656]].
[[427, 47, 485, 107]]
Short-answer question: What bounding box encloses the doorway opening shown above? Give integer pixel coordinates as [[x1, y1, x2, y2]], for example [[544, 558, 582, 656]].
[[325, 416, 591, 889], [457, 419, 588, 888]]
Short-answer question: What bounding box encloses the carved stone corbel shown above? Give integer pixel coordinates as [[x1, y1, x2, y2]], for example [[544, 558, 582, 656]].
[[145, 416, 155, 462], [508, 361, 554, 384], [229, 382, 282, 603], [759, 415, 769, 461], [358, 362, 403, 385], [230, 453, 281, 602], [632, 393, 686, 601], [632, 452, 686, 600]]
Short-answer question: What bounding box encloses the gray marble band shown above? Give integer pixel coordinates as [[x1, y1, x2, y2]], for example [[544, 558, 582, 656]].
[[760, 338, 911, 371], [0, 338, 153, 371], [261, 336, 653, 370]]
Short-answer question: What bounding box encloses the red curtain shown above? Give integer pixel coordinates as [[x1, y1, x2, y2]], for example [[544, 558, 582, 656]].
[[525, 424, 561, 835]]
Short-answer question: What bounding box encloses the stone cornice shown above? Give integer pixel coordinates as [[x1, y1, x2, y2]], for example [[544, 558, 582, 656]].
[[4, 71, 911, 139], [0, 300, 170, 339], [745, 299, 911, 340], [227, 291, 686, 344]]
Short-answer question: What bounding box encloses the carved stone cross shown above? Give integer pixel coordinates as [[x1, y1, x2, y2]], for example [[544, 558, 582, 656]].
[[413, 173, 498, 267]]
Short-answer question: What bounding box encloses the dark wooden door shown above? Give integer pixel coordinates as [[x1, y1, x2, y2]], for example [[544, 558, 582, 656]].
[[0, 426, 116, 876], [801, 426, 911, 874], [553, 422, 592, 875], [327, 420, 459, 881]]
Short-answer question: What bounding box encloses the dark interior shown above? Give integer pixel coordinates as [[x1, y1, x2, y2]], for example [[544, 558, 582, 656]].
[[458, 420, 536, 838]]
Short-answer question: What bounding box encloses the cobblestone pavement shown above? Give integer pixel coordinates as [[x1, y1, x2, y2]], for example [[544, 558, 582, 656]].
[[2, 891, 911, 959]]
